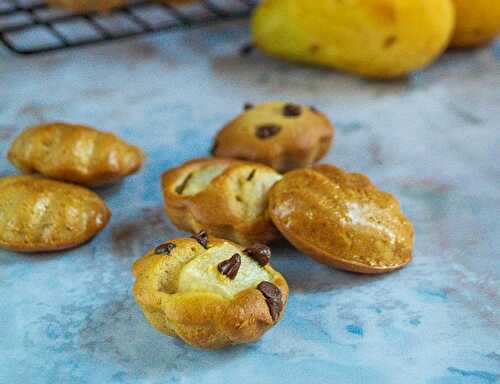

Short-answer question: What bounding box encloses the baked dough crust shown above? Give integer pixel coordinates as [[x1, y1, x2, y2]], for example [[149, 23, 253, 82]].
[[0, 176, 110, 252], [8, 122, 144, 187], [212, 101, 334, 172], [161, 158, 282, 246], [132, 236, 288, 349], [268, 164, 414, 274]]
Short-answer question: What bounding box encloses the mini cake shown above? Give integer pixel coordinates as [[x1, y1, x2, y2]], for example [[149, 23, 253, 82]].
[[132, 234, 288, 349], [268, 164, 414, 274], [0, 176, 110, 252], [8, 122, 144, 187], [161, 158, 282, 245], [212, 101, 334, 172]]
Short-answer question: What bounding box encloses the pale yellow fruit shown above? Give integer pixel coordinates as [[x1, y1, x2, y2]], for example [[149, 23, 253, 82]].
[[450, 0, 500, 47], [252, 0, 456, 79], [178, 242, 273, 299]]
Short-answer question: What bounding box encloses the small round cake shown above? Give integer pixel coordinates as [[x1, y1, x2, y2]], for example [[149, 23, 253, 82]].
[[212, 101, 334, 172], [132, 234, 288, 348], [161, 158, 282, 245], [268, 164, 414, 274]]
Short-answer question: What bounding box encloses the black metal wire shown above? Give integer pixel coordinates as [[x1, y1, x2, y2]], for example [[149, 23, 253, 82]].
[[0, 0, 256, 54]]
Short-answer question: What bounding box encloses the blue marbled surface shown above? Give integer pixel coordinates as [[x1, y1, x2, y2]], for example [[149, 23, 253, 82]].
[[1, 20, 499, 384]]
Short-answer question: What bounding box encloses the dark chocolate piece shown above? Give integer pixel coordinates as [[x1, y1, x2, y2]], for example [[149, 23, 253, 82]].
[[257, 281, 283, 322], [191, 230, 209, 249], [217, 253, 241, 280], [256, 124, 282, 139], [247, 169, 256, 181], [244, 102, 254, 111], [244, 243, 271, 266], [154, 242, 176, 255], [283, 103, 302, 117]]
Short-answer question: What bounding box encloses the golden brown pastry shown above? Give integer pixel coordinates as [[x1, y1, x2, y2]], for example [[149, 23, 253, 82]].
[[8, 122, 144, 187], [450, 0, 500, 47], [132, 234, 288, 349], [46, 0, 126, 12], [212, 101, 334, 172], [268, 164, 414, 274], [161, 158, 282, 246], [0, 176, 110, 253]]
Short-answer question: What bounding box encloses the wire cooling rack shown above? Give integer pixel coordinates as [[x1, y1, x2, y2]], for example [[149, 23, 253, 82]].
[[0, 0, 256, 54]]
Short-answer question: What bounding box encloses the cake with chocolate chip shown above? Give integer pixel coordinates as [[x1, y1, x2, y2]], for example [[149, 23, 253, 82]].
[[132, 234, 288, 349], [212, 101, 335, 172], [161, 158, 282, 246]]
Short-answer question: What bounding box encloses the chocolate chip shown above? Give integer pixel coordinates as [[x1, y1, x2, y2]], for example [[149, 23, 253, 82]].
[[218, 253, 241, 280], [239, 43, 254, 56], [257, 281, 283, 322], [283, 103, 302, 117], [258, 281, 281, 301], [154, 242, 176, 255], [247, 169, 256, 181], [266, 299, 282, 322], [244, 243, 271, 266], [310, 106, 320, 114], [256, 124, 281, 139], [191, 230, 209, 249], [244, 102, 254, 111]]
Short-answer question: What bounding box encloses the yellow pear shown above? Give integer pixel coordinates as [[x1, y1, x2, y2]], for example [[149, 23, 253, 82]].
[[450, 0, 500, 47], [252, 0, 456, 79]]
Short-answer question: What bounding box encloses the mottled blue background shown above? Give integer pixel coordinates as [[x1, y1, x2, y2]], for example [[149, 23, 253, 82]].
[[1, 18, 499, 384]]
